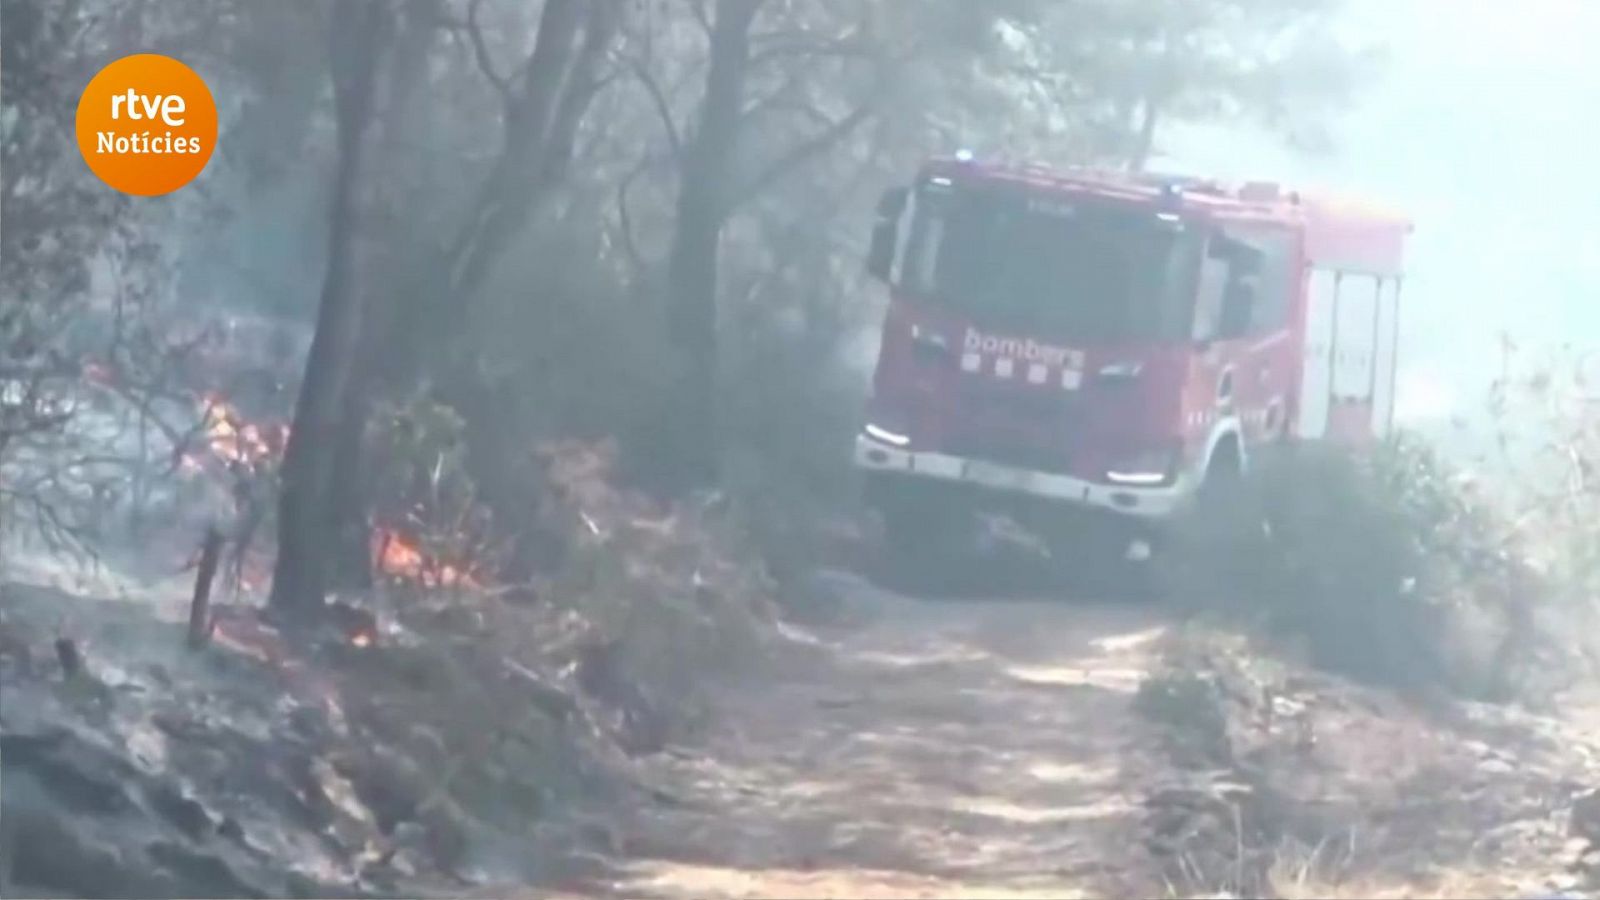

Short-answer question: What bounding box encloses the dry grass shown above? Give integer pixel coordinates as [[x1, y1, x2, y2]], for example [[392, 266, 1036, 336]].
[[1260, 839, 1545, 900], [1137, 618, 1599, 900]]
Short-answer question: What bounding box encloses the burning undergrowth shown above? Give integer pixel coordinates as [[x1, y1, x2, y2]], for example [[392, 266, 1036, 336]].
[[363, 392, 497, 592], [2, 435, 788, 896], [3, 346, 291, 586], [24, 364, 494, 596]]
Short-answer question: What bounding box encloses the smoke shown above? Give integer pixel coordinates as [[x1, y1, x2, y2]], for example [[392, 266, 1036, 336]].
[[1162, 0, 1600, 448], [1393, 367, 1457, 425]]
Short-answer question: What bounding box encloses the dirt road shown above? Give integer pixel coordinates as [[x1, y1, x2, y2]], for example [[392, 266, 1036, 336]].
[[591, 572, 1176, 899], [554, 569, 1600, 900]]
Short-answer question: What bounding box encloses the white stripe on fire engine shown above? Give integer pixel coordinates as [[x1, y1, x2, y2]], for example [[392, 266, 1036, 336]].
[[995, 358, 1015, 379], [961, 352, 981, 372]]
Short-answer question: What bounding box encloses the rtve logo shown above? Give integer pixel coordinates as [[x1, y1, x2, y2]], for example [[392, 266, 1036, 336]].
[[76, 53, 217, 196]]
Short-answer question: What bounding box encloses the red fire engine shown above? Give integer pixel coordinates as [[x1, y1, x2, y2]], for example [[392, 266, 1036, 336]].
[[855, 155, 1411, 582]]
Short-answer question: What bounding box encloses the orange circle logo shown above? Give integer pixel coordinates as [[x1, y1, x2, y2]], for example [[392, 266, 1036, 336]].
[[76, 54, 216, 196]]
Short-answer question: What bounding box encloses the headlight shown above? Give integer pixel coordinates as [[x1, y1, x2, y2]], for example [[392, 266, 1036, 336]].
[[1105, 448, 1177, 486], [864, 423, 911, 447], [1096, 361, 1144, 379]]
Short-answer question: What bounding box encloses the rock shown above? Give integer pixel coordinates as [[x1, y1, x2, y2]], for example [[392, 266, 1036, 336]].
[[0, 618, 36, 675], [285, 704, 335, 743], [387, 845, 425, 878], [145, 841, 266, 898], [283, 871, 369, 899], [3, 794, 145, 899], [151, 710, 212, 743], [216, 817, 248, 847], [541, 848, 620, 889], [1, 730, 137, 815], [376, 798, 472, 875], [145, 783, 215, 841], [775, 571, 851, 626], [335, 747, 429, 834], [1479, 758, 1516, 776]]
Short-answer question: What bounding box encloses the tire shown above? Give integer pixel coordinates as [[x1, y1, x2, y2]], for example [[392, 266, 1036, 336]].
[[874, 484, 974, 592], [1196, 443, 1243, 513], [1032, 507, 1166, 602], [1084, 522, 1167, 602], [1172, 442, 1271, 608]]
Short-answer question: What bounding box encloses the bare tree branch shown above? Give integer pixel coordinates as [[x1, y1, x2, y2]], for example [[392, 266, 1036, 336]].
[[728, 102, 875, 212], [537, 0, 624, 185], [465, 0, 511, 99], [683, 0, 714, 38], [627, 59, 684, 161], [741, 77, 829, 127], [613, 154, 659, 274], [747, 28, 873, 68]]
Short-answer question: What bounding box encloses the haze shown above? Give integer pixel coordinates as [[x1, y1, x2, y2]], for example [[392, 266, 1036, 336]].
[[1171, 0, 1600, 435]]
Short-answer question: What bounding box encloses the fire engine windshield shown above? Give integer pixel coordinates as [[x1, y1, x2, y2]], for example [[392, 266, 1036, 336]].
[[899, 182, 1196, 343]]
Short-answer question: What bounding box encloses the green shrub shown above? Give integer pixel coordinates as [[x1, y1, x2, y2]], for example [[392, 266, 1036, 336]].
[[1166, 434, 1542, 700]]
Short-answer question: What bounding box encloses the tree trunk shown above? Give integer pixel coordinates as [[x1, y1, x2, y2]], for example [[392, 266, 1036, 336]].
[[313, 1, 623, 601], [364, 0, 618, 395], [659, 0, 763, 492], [323, 0, 444, 593], [1129, 96, 1161, 173], [326, 386, 375, 591], [268, 0, 392, 621], [323, 0, 622, 593], [448, 0, 618, 330], [445, 0, 587, 306]]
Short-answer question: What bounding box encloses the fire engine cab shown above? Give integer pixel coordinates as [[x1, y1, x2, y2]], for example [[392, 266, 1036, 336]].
[[854, 155, 1410, 577]]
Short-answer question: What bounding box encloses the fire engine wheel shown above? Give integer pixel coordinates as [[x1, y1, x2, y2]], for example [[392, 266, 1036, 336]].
[[875, 490, 975, 589], [1068, 526, 1166, 603], [1198, 443, 1243, 509], [1170, 441, 1272, 601], [1026, 508, 1164, 602]]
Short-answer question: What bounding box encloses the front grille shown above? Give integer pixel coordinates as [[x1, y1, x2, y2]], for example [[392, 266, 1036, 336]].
[[945, 434, 1066, 473], [946, 380, 1075, 473]]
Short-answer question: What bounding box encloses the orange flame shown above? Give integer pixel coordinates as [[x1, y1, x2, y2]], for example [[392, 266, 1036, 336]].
[[185, 393, 288, 476], [371, 527, 481, 589], [201, 394, 284, 465]]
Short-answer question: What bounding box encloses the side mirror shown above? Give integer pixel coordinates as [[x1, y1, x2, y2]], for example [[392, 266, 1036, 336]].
[[1219, 279, 1256, 338], [866, 186, 908, 282], [866, 222, 897, 281]]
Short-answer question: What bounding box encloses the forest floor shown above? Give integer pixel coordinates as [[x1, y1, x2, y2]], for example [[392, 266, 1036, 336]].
[[8, 548, 1600, 899]]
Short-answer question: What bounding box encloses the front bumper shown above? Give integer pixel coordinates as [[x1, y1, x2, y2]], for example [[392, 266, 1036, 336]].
[[853, 432, 1189, 520]]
